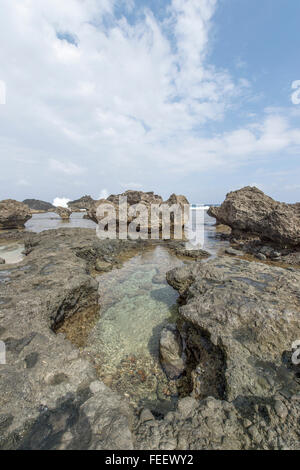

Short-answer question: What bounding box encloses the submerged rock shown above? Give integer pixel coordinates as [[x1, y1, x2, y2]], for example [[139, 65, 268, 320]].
[[159, 324, 185, 379], [0, 199, 32, 229], [208, 186, 300, 247]]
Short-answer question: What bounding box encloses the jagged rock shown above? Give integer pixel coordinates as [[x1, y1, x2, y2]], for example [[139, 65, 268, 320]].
[[0, 199, 32, 229], [0, 228, 150, 450], [165, 194, 189, 207], [167, 257, 300, 402], [68, 196, 95, 211], [56, 207, 72, 220], [1, 228, 299, 450], [159, 324, 185, 379], [23, 199, 55, 212], [87, 191, 190, 238], [208, 186, 300, 247], [107, 190, 163, 206]]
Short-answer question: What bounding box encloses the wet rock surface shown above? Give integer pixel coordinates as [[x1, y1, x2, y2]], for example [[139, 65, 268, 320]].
[[0, 227, 299, 450], [0, 199, 32, 229]]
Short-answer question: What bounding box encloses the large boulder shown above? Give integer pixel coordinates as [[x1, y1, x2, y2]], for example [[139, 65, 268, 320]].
[[0, 199, 32, 229], [87, 191, 190, 238], [56, 207, 72, 220], [208, 186, 300, 247], [23, 199, 55, 212], [68, 195, 95, 211], [167, 257, 300, 402]]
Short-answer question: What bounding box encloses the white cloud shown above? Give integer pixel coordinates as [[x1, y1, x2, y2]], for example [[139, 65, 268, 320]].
[[0, 0, 299, 200], [53, 197, 71, 208]]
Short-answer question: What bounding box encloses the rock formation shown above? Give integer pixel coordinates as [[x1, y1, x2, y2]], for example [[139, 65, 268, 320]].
[[0, 257, 5, 264], [23, 199, 55, 212], [208, 186, 300, 247], [0, 199, 32, 229], [86, 191, 190, 238], [67, 195, 95, 211], [56, 206, 72, 220], [107, 190, 163, 206]]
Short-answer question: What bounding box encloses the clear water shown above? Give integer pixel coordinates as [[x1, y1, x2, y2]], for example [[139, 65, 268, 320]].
[[84, 245, 191, 414], [25, 211, 95, 232], [0, 208, 229, 412]]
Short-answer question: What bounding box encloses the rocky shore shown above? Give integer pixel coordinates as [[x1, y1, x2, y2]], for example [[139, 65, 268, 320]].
[[0, 225, 298, 450], [0, 187, 299, 450], [208, 186, 300, 265]]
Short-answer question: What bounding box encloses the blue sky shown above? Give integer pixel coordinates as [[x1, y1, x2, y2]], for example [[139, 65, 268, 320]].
[[0, 0, 299, 204]]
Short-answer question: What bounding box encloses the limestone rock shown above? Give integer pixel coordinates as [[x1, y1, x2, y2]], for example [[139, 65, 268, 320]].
[[56, 206, 72, 220], [208, 186, 300, 247], [0, 199, 32, 229]]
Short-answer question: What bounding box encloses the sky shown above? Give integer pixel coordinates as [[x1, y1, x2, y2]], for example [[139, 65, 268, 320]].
[[0, 0, 300, 204]]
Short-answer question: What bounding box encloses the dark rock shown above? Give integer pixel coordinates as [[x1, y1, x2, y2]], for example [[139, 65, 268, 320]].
[[23, 199, 55, 212], [67, 196, 95, 211], [0, 257, 5, 264]]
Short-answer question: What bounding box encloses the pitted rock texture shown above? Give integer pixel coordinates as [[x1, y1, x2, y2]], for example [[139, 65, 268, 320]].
[[167, 256, 300, 402], [0, 229, 148, 450], [1, 228, 299, 450]]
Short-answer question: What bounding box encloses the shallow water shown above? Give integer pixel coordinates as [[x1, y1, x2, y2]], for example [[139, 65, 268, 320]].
[[24, 209, 228, 256], [85, 245, 191, 414], [25, 211, 95, 232]]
